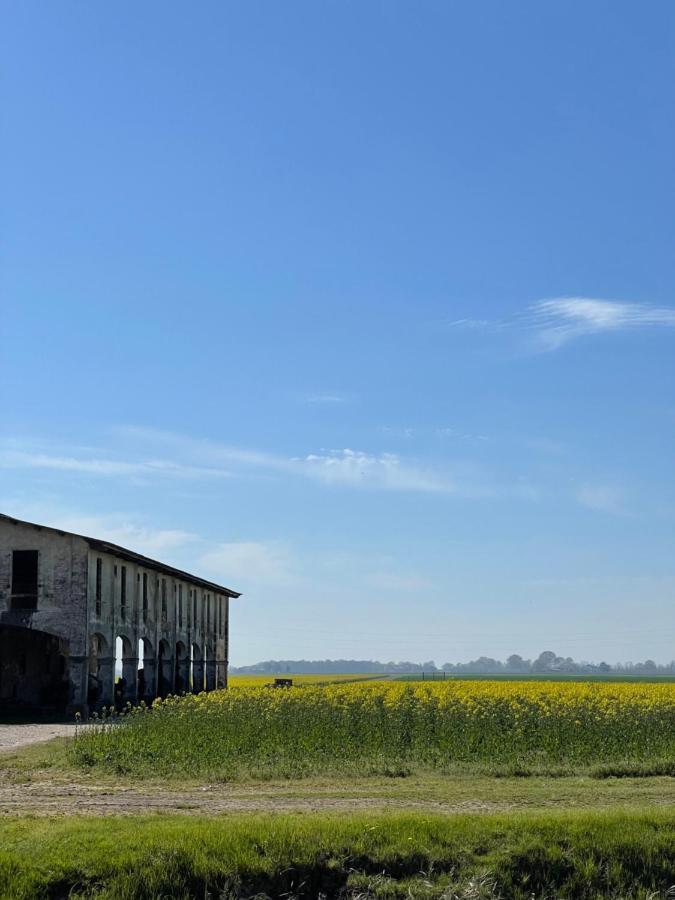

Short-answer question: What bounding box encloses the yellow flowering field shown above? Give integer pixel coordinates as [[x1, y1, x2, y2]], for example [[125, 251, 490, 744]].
[[73, 680, 675, 778]]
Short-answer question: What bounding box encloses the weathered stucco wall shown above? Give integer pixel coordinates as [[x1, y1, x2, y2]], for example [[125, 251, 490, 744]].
[[0, 518, 231, 717], [0, 520, 89, 711]]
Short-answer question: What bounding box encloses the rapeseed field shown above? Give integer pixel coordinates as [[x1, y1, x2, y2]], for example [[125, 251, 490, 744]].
[[73, 680, 675, 778]]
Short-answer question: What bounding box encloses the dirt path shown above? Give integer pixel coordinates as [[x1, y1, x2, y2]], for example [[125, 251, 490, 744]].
[[0, 778, 504, 816], [0, 723, 77, 752], [2, 728, 675, 818], [1, 771, 675, 818]]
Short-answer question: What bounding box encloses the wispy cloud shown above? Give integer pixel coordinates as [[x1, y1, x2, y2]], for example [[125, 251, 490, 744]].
[[0, 428, 538, 501], [448, 298, 675, 352], [0, 501, 198, 558], [295, 448, 456, 494], [0, 449, 230, 480], [304, 392, 349, 405], [528, 298, 675, 350], [446, 317, 503, 331]]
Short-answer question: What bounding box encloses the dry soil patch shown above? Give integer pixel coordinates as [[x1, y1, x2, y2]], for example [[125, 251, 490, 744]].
[[0, 723, 76, 752]]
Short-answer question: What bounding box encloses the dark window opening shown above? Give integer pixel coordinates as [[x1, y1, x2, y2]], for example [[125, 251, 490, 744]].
[[120, 566, 127, 620], [95, 558, 102, 616], [11, 550, 38, 610], [142, 573, 148, 622], [161, 579, 167, 622]]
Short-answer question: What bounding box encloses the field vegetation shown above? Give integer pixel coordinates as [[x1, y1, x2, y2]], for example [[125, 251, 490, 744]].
[[3, 809, 675, 899], [72, 679, 675, 779], [5, 678, 675, 898]]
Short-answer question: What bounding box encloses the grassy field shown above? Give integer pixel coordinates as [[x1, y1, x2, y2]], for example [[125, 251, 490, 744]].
[[73, 679, 675, 779], [2, 809, 675, 898], [5, 677, 675, 898]]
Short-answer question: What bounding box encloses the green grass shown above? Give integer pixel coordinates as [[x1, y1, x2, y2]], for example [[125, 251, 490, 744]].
[[1, 810, 675, 898]]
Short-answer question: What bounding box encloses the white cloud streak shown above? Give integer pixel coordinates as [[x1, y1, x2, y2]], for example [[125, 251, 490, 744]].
[[528, 298, 675, 350], [0, 502, 198, 558], [0, 428, 538, 501], [447, 298, 675, 351], [295, 448, 456, 493], [0, 449, 230, 480], [2, 430, 464, 496]]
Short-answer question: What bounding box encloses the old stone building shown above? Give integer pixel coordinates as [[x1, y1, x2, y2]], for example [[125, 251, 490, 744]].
[[0, 514, 241, 717]]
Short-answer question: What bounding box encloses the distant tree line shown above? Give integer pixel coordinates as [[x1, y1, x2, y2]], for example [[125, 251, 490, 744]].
[[230, 651, 675, 676]]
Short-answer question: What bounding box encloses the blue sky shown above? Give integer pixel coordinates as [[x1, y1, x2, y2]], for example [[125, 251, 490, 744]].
[[2, 2, 674, 665]]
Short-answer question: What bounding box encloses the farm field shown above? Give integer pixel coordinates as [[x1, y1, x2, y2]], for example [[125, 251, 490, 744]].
[[73, 679, 675, 779], [3, 678, 675, 897]]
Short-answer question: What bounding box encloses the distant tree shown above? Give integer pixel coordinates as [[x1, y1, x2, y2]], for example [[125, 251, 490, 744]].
[[598, 662, 611, 673], [506, 654, 526, 672], [532, 650, 558, 673]]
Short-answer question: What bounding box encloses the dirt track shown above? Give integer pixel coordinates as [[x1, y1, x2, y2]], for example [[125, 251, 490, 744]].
[[2, 725, 675, 818], [0, 776, 503, 817], [0, 723, 77, 752], [0, 726, 491, 815]]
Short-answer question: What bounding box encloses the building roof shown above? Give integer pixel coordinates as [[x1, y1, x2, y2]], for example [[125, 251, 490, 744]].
[[0, 513, 242, 598]]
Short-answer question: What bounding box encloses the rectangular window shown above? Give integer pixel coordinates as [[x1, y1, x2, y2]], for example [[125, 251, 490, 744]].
[[178, 584, 183, 627], [95, 557, 102, 617], [142, 572, 148, 622], [219, 597, 224, 636], [11, 550, 38, 610], [161, 579, 167, 622], [193, 590, 197, 629], [187, 588, 191, 627], [206, 593, 210, 630], [120, 566, 127, 620]]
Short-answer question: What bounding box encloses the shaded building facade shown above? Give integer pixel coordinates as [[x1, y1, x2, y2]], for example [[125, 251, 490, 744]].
[[0, 514, 240, 717]]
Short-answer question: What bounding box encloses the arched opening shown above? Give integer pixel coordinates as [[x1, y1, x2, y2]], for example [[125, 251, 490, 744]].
[[191, 643, 204, 694], [157, 639, 173, 698], [137, 637, 155, 704], [88, 632, 113, 709], [0, 625, 69, 712], [205, 643, 216, 692], [114, 634, 136, 708], [175, 641, 189, 694]]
